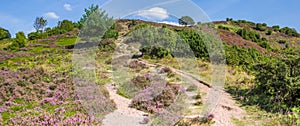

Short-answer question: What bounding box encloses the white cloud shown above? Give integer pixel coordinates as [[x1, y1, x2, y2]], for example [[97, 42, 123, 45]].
[[64, 3, 72, 11], [159, 21, 184, 27], [44, 12, 59, 19], [137, 7, 169, 20]]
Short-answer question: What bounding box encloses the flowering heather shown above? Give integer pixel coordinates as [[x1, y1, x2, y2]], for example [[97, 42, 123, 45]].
[[0, 67, 107, 125], [130, 81, 184, 113]]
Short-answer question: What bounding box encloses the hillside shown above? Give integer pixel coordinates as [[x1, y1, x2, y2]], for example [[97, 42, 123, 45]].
[[0, 10, 299, 126]]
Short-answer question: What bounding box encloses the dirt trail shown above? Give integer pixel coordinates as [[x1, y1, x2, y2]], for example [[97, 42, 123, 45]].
[[102, 84, 148, 126]]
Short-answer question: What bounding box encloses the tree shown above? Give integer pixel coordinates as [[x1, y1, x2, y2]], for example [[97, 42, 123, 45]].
[[179, 16, 195, 26], [0, 27, 11, 40], [79, 5, 114, 43], [33, 17, 47, 32], [78, 4, 99, 28], [226, 18, 233, 22]]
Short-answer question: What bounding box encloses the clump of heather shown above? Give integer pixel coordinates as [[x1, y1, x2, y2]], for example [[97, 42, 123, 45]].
[[160, 66, 172, 73], [130, 81, 184, 113], [131, 75, 151, 89], [128, 59, 148, 72]]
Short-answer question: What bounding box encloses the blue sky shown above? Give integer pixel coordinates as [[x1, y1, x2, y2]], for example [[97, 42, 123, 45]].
[[0, 0, 299, 37]]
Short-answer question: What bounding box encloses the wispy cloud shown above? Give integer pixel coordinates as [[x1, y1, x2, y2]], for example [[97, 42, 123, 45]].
[[44, 12, 59, 19], [137, 7, 169, 20], [64, 3, 72, 11]]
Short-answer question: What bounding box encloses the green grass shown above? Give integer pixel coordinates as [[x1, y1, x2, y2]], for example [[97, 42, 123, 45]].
[[216, 24, 242, 32], [2, 112, 16, 122], [0, 39, 12, 49], [116, 88, 131, 98], [27, 46, 56, 54], [55, 37, 76, 46]]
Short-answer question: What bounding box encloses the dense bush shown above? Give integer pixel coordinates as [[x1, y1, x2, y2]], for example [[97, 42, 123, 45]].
[[45, 20, 76, 36], [6, 32, 26, 50], [253, 57, 300, 111], [280, 27, 299, 37], [0, 27, 11, 40], [178, 30, 209, 60], [225, 45, 264, 70], [140, 46, 171, 59]]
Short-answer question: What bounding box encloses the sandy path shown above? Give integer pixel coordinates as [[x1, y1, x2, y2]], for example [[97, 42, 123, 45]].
[[102, 84, 148, 126]]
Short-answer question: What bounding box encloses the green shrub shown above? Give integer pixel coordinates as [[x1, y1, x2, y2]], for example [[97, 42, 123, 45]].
[[256, 23, 266, 31], [258, 41, 270, 49], [225, 45, 265, 71], [237, 29, 262, 42], [103, 29, 118, 39], [278, 40, 286, 44], [272, 25, 280, 32], [6, 31, 27, 50], [266, 30, 272, 35], [131, 19, 137, 26], [140, 46, 171, 59]]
